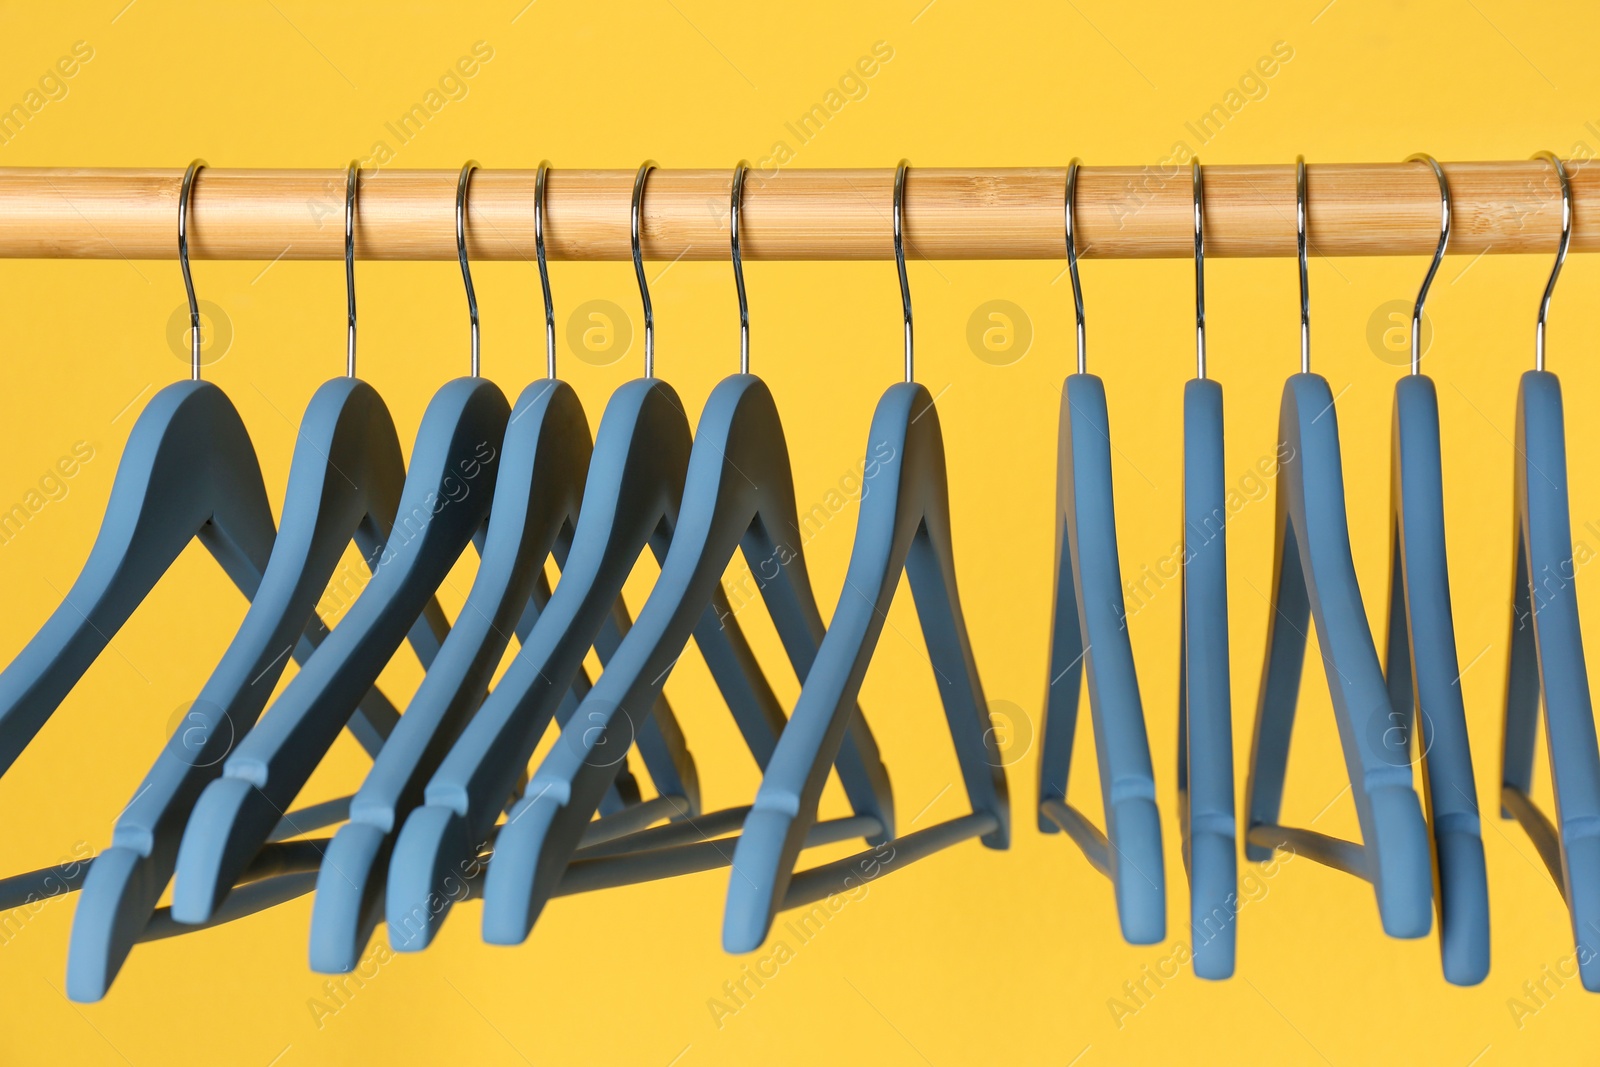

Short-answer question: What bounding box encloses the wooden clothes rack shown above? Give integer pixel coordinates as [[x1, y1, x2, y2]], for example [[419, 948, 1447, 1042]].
[[0, 161, 1590, 262]]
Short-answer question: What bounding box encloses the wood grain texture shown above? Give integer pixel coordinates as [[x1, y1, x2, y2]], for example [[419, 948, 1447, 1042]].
[[0, 163, 1588, 261]]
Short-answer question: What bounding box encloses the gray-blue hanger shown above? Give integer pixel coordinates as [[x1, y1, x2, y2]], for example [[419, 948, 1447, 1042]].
[[1379, 154, 1489, 985], [476, 161, 894, 945], [0, 163, 413, 957], [1174, 160, 1236, 978], [721, 161, 1009, 953], [383, 161, 866, 953], [307, 162, 653, 973], [64, 162, 451, 1001], [1500, 153, 1600, 992], [168, 161, 514, 925], [1242, 158, 1434, 942], [0, 162, 405, 775], [1034, 158, 1165, 947]]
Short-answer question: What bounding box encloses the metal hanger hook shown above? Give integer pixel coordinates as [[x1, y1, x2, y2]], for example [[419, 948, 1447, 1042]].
[[1064, 159, 1086, 375], [535, 161, 556, 379], [345, 160, 358, 378], [731, 160, 751, 375], [631, 161, 657, 378], [893, 159, 913, 383], [178, 159, 207, 381], [1406, 153, 1451, 377], [1297, 156, 1309, 374], [1193, 158, 1207, 381], [456, 160, 482, 378], [1533, 151, 1571, 373]]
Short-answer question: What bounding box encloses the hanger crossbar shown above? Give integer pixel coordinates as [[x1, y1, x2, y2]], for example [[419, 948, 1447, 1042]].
[[1245, 823, 1369, 880], [1500, 785, 1567, 891]]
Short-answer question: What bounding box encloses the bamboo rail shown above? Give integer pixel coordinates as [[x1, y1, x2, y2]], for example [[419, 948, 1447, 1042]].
[[0, 162, 1590, 261]]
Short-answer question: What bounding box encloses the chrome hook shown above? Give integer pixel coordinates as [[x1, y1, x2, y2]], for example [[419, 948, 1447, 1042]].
[[1297, 156, 1309, 374], [1533, 151, 1571, 373], [631, 161, 658, 378], [345, 160, 358, 378], [1065, 159, 1086, 375], [535, 161, 555, 379], [178, 159, 207, 381], [1193, 158, 1207, 381], [456, 160, 481, 378], [894, 159, 913, 383], [731, 160, 751, 374], [1406, 153, 1451, 377]]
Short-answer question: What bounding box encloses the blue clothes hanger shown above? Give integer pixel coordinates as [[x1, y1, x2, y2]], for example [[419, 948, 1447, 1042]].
[[65, 164, 452, 1001], [307, 163, 652, 973], [1034, 159, 1166, 948], [0, 161, 384, 775], [1241, 157, 1434, 943], [1175, 160, 1236, 978], [0, 164, 412, 940], [1499, 153, 1600, 992], [1377, 155, 1488, 986], [169, 161, 513, 924], [721, 162, 1008, 953], [478, 161, 894, 945], [383, 161, 853, 953]]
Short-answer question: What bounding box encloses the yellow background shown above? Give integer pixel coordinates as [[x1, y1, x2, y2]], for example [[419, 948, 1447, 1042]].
[[0, 1, 1595, 1063]]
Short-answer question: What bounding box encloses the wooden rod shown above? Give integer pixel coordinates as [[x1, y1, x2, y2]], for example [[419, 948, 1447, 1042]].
[[0, 162, 1590, 262]]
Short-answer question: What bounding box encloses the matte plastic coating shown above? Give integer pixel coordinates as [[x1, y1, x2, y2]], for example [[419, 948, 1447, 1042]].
[[1243, 373, 1432, 940], [1500, 370, 1600, 991], [722, 382, 1009, 954], [1036, 374, 1166, 945]]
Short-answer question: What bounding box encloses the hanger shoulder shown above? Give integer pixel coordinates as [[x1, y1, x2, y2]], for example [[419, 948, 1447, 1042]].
[[478, 374, 896, 945], [723, 382, 1007, 953], [348, 378, 591, 830], [897, 392, 1007, 836], [1385, 374, 1488, 986], [306, 378, 592, 973], [1513, 371, 1600, 782], [168, 377, 510, 925], [717, 378, 893, 826], [1502, 369, 1600, 990], [1244, 372, 1431, 939], [63, 376, 443, 1000], [1037, 429, 1087, 829], [116, 378, 409, 833], [1177, 376, 1237, 979], [1038, 373, 1165, 943], [0, 380, 276, 773], [413, 378, 691, 824], [386, 378, 698, 950]]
